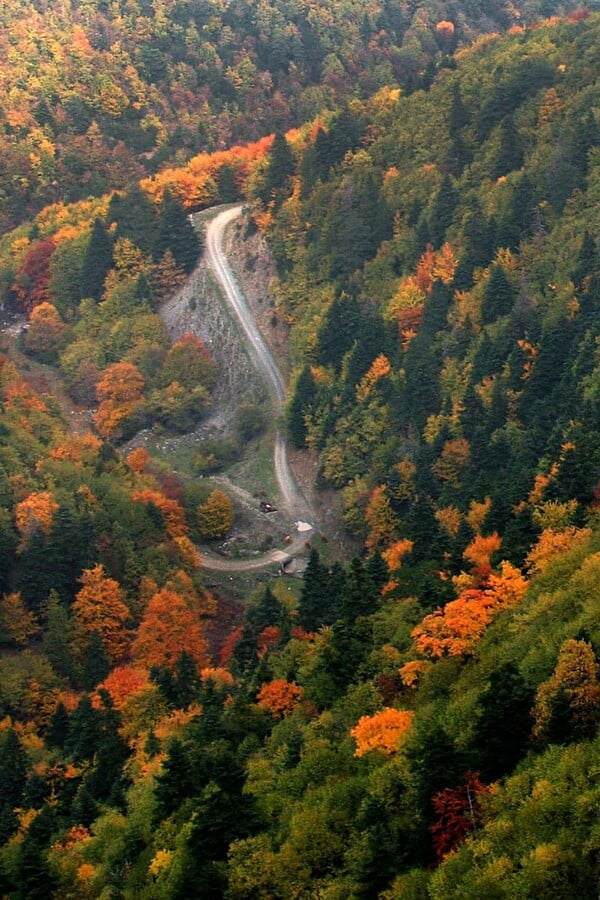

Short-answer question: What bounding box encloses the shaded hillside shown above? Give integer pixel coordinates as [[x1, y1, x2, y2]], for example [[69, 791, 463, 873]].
[[254, 13, 600, 578]]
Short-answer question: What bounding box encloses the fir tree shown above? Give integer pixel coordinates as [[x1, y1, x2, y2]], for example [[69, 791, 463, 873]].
[[153, 190, 201, 274], [80, 217, 113, 301], [481, 264, 514, 325], [297, 548, 328, 631], [287, 364, 317, 448]]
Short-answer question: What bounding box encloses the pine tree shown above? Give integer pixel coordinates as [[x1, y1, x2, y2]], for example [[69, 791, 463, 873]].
[[0, 727, 27, 847], [81, 629, 110, 691], [297, 548, 328, 631], [481, 264, 514, 325], [80, 217, 113, 301], [65, 695, 100, 762], [259, 131, 295, 206], [428, 175, 457, 248], [287, 365, 317, 448], [472, 663, 534, 780], [153, 190, 201, 274], [41, 591, 74, 680], [45, 702, 70, 750], [107, 185, 157, 253]]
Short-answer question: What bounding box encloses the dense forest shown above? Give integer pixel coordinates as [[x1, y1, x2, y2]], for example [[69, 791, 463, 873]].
[[0, 0, 595, 232], [0, 2, 599, 898]]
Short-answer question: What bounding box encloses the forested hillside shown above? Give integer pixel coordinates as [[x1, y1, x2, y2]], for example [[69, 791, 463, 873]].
[[0, 0, 595, 231], [0, 4, 599, 899]]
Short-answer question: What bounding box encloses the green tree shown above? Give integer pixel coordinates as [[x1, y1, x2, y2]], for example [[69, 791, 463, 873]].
[[80, 217, 113, 301], [481, 263, 514, 325], [153, 190, 201, 274]]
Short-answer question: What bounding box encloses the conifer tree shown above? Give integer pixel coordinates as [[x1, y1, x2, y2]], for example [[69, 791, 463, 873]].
[[287, 364, 317, 448], [481, 264, 514, 325], [297, 548, 328, 631], [153, 190, 201, 274], [80, 217, 113, 301], [258, 131, 295, 206]]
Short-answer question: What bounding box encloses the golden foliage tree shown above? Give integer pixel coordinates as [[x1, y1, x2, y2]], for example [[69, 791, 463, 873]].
[[364, 484, 400, 550], [532, 639, 600, 743], [0, 593, 39, 646], [15, 490, 59, 538], [256, 680, 304, 718], [197, 489, 234, 540], [131, 588, 210, 672], [351, 707, 415, 756], [94, 361, 145, 438], [72, 564, 130, 663]]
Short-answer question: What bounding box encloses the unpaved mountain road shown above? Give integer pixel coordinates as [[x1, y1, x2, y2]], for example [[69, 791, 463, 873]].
[[199, 205, 316, 571]]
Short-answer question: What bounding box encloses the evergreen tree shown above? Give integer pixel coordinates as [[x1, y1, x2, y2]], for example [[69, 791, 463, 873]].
[[0, 729, 27, 842], [494, 115, 523, 179], [153, 191, 201, 274], [297, 548, 328, 631], [80, 217, 113, 301], [153, 738, 194, 822], [16, 527, 53, 610], [172, 651, 202, 709], [45, 702, 70, 750], [65, 694, 100, 762], [41, 591, 74, 680], [81, 629, 110, 691], [471, 663, 534, 780], [287, 364, 317, 448], [481, 264, 514, 325], [428, 175, 457, 247], [107, 185, 157, 253], [14, 806, 57, 900], [316, 292, 361, 371], [341, 558, 378, 622], [259, 131, 295, 206]]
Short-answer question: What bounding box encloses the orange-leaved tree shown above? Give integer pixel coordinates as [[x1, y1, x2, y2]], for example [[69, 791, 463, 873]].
[[15, 490, 59, 538], [351, 708, 415, 756], [256, 679, 304, 718], [24, 302, 67, 358], [94, 666, 150, 711], [131, 489, 188, 539], [72, 564, 131, 663], [131, 588, 210, 672], [94, 361, 145, 438], [412, 560, 528, 658]]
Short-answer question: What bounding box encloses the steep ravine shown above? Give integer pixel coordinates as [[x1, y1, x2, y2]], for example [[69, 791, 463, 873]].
[[159, 205, 316, 570]]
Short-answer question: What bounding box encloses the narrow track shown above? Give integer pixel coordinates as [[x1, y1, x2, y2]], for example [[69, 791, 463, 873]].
[[200, 205, 314, 571]]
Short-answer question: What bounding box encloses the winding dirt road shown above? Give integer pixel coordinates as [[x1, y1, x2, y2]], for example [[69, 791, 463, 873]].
[[200, 205, 315, 571]]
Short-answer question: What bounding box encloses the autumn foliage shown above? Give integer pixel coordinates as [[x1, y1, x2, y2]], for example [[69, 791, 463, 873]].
[[431, 773, 489, 861], [94, 362, 145, 438], [94, 666, 150, 710], [351, 707, 415, 756], [131, 588, 210, 672], [72, 564, 131, 663], [131, 489, 188, 538], [197, 489, 234, 540], [15, 490, 59, 537], [256, 679, 304, 718], [412, 562, 528, 658]]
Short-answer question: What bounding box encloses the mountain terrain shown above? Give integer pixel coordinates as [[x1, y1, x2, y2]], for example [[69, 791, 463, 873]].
[[0, 5, 598, 899]]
